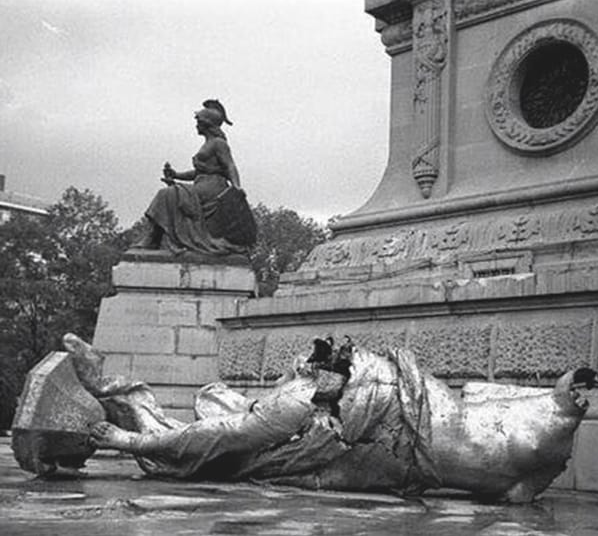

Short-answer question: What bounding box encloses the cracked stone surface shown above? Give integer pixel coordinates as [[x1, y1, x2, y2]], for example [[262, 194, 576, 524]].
[[1, 438, 598, 536]]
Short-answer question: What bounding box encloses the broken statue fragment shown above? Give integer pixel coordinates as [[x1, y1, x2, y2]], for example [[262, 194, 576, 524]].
[[12, 333, 595, 503]]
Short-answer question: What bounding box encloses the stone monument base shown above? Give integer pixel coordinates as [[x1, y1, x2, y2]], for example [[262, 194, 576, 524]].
[[93, 251, 256, 421], [215, 194, 598, 491]]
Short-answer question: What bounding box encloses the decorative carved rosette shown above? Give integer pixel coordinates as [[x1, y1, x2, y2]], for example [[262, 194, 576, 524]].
[[412, 0, 449, 198], [486, 19, 598, 155]]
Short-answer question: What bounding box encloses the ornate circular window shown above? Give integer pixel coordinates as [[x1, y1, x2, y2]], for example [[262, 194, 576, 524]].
[[486, 19, 598, 155]]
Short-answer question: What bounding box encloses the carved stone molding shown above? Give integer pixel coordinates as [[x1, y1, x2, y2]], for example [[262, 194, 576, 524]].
[[486, 19, 598, 155], [380, 19, 413, 52], [412, 0, 449, 198], [302, 201, 598, 271], [369, 0, 558, 54], [454, 0, 551, 23]]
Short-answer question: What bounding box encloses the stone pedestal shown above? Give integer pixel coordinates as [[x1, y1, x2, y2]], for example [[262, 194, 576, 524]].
[[93, 254, 256, 421], [214, 0, 598, 491]]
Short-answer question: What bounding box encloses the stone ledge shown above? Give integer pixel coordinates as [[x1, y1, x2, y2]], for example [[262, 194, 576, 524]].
[[228, 268, 598, 326], [331, 174, 598, 234], [113, 261, 257, 294], [122, 248, 250, 267]]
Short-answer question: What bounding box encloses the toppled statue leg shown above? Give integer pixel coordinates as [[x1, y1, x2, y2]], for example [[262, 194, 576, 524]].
[[64, 333, 185, 432], [63, 333, 106, 396], [90, 422, 174, 455], [63, 332, 133, 398]]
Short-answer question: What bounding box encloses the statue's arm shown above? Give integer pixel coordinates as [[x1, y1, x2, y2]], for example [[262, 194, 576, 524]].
[[163, 162, 196, 182], [172, 170, 196, 181], [214, 139, 241, 188]]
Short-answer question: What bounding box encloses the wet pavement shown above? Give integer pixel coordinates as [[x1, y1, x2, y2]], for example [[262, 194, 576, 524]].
[[1, 438, 598, 536]]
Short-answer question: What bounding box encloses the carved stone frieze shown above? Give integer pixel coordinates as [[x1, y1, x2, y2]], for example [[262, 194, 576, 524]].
[[486, 19, 598, 155], [262, 334, 313, 381], [412, 0, 449, 198], [409, 325, 492, 378], [218, 332, 266, 381], [351, 330, 407, 357], [299, 202, 598, 273], [497, 215, 541, 244], [494, 321, 593, 378], [429, 222, 469, 251], [372, 229, 422, 260], [574, 206, 598, 235]]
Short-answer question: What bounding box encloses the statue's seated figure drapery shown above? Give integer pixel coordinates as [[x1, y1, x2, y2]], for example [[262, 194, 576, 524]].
[[135, 99, 256, 256]]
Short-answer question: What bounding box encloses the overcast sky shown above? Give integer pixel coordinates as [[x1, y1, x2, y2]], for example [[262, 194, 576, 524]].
[[0, 0, 389, 227]]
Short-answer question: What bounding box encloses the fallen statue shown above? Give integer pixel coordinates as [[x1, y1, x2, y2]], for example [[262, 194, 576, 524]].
[[12, 333, 596, 503]]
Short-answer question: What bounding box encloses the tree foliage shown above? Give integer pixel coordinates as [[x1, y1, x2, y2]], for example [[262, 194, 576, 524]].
[[0, 187, 132, 428], [250, 203, 327, 296]]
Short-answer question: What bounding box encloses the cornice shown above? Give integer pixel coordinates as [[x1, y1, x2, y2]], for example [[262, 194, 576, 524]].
[[367, 0, 563, 55], [454, 0, 563, 28], [329, 174, 598, 234]]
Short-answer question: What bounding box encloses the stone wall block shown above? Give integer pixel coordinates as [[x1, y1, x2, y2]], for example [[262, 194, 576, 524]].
[[95, 294, 160, 326], [113, 262, 180, 289], [131, 354, 219, 385], [408, 325, 491, 378], [447, 275, 535, 302], [218, 331, 266, 382], [186, 265, 257, 292], [94, 326, 175, 354], [574, 421, 598, 491], [582, 391, 598, 420], [199, 297, 240, 327], [157, 300, 198, 326], [535, 267, 564, 296], [359, 282, 445, 309], [536, 263, 598, 295], [570, 265, 598, 293], [177, 327, 217, 355], [101, 353, 133, 380], [113, 262, 256, 293], [494, 322, 593, 378], [550, 435, 577, 490]]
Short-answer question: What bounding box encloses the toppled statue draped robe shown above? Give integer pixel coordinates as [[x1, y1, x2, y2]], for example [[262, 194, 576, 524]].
[[41, 334, 593, 503], [94, 348, 439, 492]]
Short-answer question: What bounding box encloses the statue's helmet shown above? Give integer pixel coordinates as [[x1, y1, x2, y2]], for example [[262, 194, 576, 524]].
[[194, 99, 233, 127]]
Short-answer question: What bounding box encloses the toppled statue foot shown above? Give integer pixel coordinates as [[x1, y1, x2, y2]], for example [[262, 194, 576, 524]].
[[89, 421, 166, 455], [89, 421, 140, 451]]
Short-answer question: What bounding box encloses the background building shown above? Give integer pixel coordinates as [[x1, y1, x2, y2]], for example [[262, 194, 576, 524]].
[[0, 175, 49, 223]]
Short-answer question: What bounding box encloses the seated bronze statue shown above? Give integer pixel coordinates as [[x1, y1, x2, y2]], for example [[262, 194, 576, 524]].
[[135, 99, 256, 255]]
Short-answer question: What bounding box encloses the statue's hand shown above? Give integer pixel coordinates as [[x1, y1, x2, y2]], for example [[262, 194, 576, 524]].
[[161, 177, 175, 186], [163, 162, 176, 179]]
